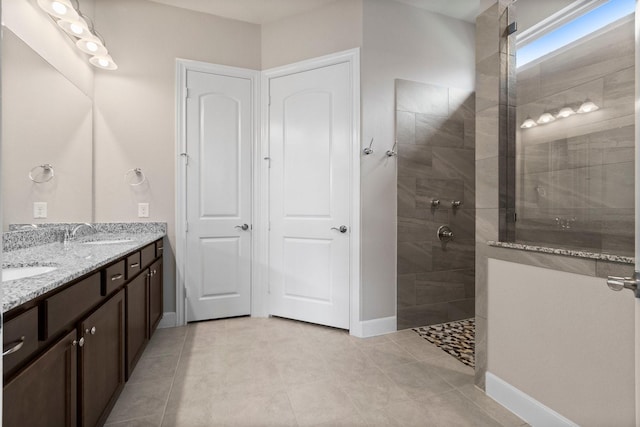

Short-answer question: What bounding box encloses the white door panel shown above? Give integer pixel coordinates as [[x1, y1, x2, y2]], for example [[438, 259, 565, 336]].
[[185, 70, 253, 322], [269, 62, 352, 329]]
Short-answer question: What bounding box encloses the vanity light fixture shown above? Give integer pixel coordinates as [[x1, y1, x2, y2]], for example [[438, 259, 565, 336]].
[[577, 99, 599, 114], [520, 116, 537, 129], [37, 0, 118, 71], [536, 112, 556, 125], [556, 106, 576, 118]]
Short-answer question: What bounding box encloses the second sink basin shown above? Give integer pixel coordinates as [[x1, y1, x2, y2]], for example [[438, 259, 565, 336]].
[[3, 266, 58, 282], [82, 239, 133, 245]]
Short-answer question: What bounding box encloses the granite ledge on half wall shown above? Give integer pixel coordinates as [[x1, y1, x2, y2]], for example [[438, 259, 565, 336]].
[[487, 241, 634, 265]]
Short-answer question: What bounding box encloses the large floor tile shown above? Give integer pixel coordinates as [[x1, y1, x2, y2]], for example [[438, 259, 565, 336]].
[[418, 390, 504, 427], [383, 360, 454, 399], [286, 380, 359, 426], [106, 378, 172, 424], [104, 414, 163, 427], [128, 353, 180, 384], [360, 341, 418, 369]]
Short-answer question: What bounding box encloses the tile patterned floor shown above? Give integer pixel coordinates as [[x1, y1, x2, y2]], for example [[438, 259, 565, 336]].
[[105, 317, 527, 427], [413, 318, 475, 368]]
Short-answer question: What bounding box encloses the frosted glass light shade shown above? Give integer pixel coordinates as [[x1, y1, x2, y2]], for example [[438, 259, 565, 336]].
[[536, 112, 556, 124], [76, 37, 108, 56], [577, 100, 599, 114], [556, 107, 575, 118], [37, 0, 78, 20], [90, 55, 118, 70], [520, 117, 537, 129], [57, 17, 92, 38]]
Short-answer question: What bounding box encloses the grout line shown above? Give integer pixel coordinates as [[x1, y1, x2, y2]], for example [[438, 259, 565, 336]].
[[157, 329, 189, 425]]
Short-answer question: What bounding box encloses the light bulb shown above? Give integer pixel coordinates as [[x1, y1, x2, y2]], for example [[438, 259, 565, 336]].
[[76, 37, 108, 56], [520, 117, 537, 129], [536, 112, 556, 124], [70, 23, 83, 34], [556, 107, 575, 118], [51, 1, 67, 14], [577, 100, 599, 114], [90, 55, 118, 70]]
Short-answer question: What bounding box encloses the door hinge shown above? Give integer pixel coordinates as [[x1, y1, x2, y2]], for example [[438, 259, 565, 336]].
[[184, 286, 188, 299], [185, 88, 192, 99], [180, 152, 189, 165], [185, 222, 189, 232], [268, 95, 271, 106]]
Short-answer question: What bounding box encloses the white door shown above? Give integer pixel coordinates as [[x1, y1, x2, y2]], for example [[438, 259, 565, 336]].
[[185, 69, 253, 322], [268, 62, 352, 329]]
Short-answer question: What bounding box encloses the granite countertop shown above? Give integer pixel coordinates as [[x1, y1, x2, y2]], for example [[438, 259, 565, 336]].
[[3, 231, 165, 313], [487, 241, 634, 264]]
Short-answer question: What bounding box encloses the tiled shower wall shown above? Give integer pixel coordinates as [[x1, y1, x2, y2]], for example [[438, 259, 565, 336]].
[[516, 18, 635, 256], [396, 79, 476, 330]]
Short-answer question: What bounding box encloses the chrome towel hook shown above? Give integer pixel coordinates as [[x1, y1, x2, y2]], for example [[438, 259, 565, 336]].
[[29, 164, 55, 183], [386, 140, 398, 157], [363, 138, 374, 155], [124, 168, 147, 186]]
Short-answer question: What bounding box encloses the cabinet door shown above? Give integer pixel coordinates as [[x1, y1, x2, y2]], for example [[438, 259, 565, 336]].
[[126, 271, 149, 379], [149, 259, 163, 336], [3, 329, 77, 427], [79, 290, 125, 427]]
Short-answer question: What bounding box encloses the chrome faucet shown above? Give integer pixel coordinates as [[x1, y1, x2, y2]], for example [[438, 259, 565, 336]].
[[70, 223, 96, 239]]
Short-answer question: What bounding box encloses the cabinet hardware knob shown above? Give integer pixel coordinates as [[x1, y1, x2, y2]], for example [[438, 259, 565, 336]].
[[111, 273, 123, 281], [130, 263, 139, 268], [153, 269, 157, 275], [3, 336, 25, 356], [72, 337, 85, 347], [85, 327, 96, 335]]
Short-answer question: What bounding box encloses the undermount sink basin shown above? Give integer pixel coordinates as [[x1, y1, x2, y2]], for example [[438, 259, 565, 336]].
[[82, 239, 133, 245], [2, 266, 58, 282]]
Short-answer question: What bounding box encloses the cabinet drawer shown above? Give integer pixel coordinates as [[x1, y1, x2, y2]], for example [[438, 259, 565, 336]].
[[156, 240, 164, 258], [3, 307, 39, 377], [42, 272, 102, 340], [103, 260, 126, 296], [140, 243, 156, 268], [126, 252, 141, 280]]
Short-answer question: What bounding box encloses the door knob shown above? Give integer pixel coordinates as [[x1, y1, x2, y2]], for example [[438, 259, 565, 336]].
[[331, 226, 348, 233], [235, 224, 249, 231]]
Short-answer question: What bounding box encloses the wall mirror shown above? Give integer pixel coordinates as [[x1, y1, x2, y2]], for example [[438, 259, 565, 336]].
[[1, 23, 94, 230]]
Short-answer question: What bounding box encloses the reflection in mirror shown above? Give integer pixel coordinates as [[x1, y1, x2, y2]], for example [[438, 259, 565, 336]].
[[513, 0, 635, 255], [1, 28, 93, 230]]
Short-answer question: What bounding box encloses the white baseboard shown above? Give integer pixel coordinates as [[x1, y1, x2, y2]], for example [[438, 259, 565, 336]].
[[486, 372, 579, 427], [350, 316, 397, 338], [157, 312, 177, 328]]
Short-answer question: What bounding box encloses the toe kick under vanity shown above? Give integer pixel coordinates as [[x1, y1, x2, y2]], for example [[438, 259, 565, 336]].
[[1, 223, 166, 427]]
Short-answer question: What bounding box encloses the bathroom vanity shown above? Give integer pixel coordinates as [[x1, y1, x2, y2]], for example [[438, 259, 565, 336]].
[[1, 225, 165, 427]]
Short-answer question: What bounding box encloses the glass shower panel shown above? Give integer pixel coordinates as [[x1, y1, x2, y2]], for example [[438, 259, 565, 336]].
[[514, 0, 635, 256]]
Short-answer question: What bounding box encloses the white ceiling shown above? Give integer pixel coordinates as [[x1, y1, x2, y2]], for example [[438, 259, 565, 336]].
[[146, 0, 482, 24]]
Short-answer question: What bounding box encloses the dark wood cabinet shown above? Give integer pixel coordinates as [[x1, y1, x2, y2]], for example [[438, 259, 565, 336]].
[[3, 238, 163, 427], [125, 272, 149, 379], [149, 259, 163, 335], [3, 329, 77, 427], [79, 290, 125, 427]]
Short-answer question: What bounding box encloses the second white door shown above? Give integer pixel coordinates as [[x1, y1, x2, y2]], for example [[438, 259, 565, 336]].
[[267, 61, 352, 330]]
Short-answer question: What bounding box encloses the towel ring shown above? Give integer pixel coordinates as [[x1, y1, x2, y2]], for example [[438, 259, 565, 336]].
[[29, 164, 55, 183], [124, 168, 146, 186]]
